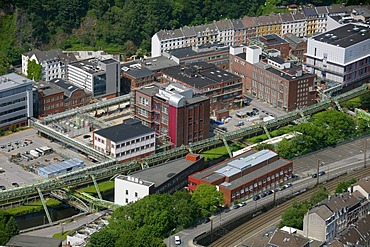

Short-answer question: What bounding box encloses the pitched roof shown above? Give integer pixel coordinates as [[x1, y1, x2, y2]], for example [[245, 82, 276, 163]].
[[356, 178, 370, 193], [24, 49, 76, 63], [279, 12, 294, 23], [303, 7, 318, 17], [283, 33, 305, 48], [7, 235, 62, 247], [232, 19, 245, 30], [323, 193, 361, 213], [268, 229, 310, 247], [316, 6, 329, 15], [156, 29, 184, 41], [327, 4, 349, 14], [311, 204, 333, 220], [254, 14, 281, 26], [49, 78, 83, 98], [181, 26, 196, 37], [291, 11, 307, 21], [242, 16, 257, 28], [214, 19, 234, 31]]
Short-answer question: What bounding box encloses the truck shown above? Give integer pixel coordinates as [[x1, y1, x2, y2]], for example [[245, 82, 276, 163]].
[[30, 150, 40, 158]]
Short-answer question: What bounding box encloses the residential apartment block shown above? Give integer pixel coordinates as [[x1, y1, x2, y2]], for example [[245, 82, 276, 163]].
[[303, 192, 369, 243], [304, 23, 370, 88], [151, 5, 353, 57], [133, 83, 210, 147], [188, 149, 293, 206], [67, 58, 120, 99], [22, 49, 76, 82], [161, 62, 242, 112], [0, 73, 33, 131], [93, 119, 155, 162], [114, 153, 204, 206], [229, 46, 316, 112]]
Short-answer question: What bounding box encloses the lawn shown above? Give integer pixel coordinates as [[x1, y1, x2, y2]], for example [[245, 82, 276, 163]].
[[201, 143, 244, 161], [53, 229, 74, 240], [3, 198, 62, 216], [78, 181, 114, 195]]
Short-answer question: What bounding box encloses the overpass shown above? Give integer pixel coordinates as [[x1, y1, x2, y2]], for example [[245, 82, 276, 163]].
[[0, 84, 368, 204]]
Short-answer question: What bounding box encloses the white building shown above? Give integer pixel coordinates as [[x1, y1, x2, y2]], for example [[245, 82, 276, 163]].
[[114, 175, 155, 206], [21, 49, 76, 82], [67, 58, 120, 99], [93, 119, 155, 162], [305, 23, 370, 86], [214, 19, 235, 46], [114, 153, 204, 206], [0, 73, 33, 130]]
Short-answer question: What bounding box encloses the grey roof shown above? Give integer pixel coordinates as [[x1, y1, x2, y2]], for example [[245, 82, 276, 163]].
[[327, 4, 349, 15], [50, 78, 81, 98], [279, 12, 294, 23], [0, 73, 33, 92], [181, 26, 196, 37], [100, 58, 118, 64], [121, 62, 153, 79], [303, 7, 318, 17], [215, 150, 278, 177], [162, 62, 239, 89], [166, 44, 228, 60], [69, 59, 104, 74], [356, 178, 370, 193], [193, 23, 218, 36], [137, 84, 160, 96], [156, 28, 184, 41], [269, 56, 286, 64], [141, 56, 178, 71], [94, 121, 155, 143], [323, 192, 361, 212], [24, 49, 76, 63], [232, 19, 245, 30], [352, 6, 370, 17], [222, 158, 291, 190], [316, 6, 329, 15], [41, 87, 62, 97], [268, 229, 310, 247], [283, 33, 304, 48], [312, 23, 370, 48], [125, 156, 204, 188], [252, 34, 288, 46], [214, 19, 234, 31], [7, 235, 62, 247], [38, 158, 84, 175], [311, 204, 333, 220], [33, 81, 63, 96], [254, 14, 281, 26], [291, 11, 306, 21]]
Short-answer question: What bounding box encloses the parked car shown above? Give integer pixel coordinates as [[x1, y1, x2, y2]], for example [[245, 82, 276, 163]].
[[241, 201, 248, 206], [267, 190, 274, 195], [174, 236, 181, 245], [238, 203, 244, 207], [11, 182, 19, 187], [233, 204, 240, 209], [253, 195, 260, 201], [0, 186, 6, 190], [319, 171, 326, 176], [204, 217, 210, 223], [312, 173, 318, 178], [235, 121, 245, 127]]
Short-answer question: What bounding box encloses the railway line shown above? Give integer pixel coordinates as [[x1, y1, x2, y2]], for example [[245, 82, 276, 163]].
[[210, 165, 370, 247]]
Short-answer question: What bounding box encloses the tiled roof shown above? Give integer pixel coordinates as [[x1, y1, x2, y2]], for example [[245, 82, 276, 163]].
[[214, 19, 234, 31], [268, 229, 310, 247], [279, 12, 294, 23]]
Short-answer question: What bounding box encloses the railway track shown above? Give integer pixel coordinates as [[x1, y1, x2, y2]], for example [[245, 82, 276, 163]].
[[210, 165, 370, 247]]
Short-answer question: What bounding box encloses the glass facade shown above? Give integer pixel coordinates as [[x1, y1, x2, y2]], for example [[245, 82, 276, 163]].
[[93, 74, 107, 97]]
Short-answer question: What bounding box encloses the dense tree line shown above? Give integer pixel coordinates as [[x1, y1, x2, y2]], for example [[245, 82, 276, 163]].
[[0, 212, 19, 244], [0, 0, 368, 74], [87, 185, 223, 247]]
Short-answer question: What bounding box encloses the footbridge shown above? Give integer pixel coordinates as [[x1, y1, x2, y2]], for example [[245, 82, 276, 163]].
[[0, 84, 367, 203]]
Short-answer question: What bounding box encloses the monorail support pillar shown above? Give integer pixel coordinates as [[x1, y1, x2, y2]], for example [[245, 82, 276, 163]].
[[36, 187, 53, 225], [90, 175, 103, 200], [222, 137, 233, 158]]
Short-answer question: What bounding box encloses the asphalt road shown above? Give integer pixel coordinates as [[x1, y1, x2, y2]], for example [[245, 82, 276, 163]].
[[167, 136, 370, 247]]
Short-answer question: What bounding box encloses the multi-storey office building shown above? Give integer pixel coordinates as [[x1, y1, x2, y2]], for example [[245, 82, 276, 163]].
[[161, 62, 242, 112], [93, 119, 155, 162], [121, 62, 155, 94], [33, 81, 65, 118], [22, 49, 76, 82], [0, 73, 33, 131], [67, 58, 120, 99], [188, 149, 293, 206], [229, 46, 316, 112], [133, 83, 210, 147], [305, 24, 370, 88]]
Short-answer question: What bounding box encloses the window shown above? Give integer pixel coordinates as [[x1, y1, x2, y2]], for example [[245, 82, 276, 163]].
[[138, 108, 148, 117], [139, 96, 149, 106], [162, 105, 169, 114], [125, 198, 128, 203], [162, 116, 168, 125], [135, 192, 138, 197], [125, 190, 128, 195]]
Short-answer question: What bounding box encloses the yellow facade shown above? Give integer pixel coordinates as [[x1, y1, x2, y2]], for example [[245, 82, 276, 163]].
[[256, 24, 282, 37]]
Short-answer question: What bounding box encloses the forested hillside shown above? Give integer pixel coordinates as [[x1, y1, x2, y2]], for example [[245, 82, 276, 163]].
[[0, 0, 367, 74]]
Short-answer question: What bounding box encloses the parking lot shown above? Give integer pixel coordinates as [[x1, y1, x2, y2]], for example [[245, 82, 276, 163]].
[[213, 97, 287, 133], [0, 129, 94, 189]]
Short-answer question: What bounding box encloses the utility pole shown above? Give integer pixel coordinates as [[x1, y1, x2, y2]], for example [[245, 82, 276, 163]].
[[210, 219, 213, 243], [364, 139, 368, 168], [317, 160, 320, 186]]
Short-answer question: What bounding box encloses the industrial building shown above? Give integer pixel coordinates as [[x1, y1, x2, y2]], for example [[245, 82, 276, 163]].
[[120, 62, 155, 94], [93, 119, 156, 162], [32, 81, 65, 118], [0, 73, 33, 131], [114, 153, 204, 206], [304, 23, 370, 89], [188, 149, 293, 206], [161, 62, 242, 112], [133, 83, 210, 147], [67, 58, 120, 99], [37, 158, 84, 178], [229, 45, 316, 112]]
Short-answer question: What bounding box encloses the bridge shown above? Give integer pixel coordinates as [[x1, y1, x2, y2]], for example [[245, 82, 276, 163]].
[[0, 84, 367, 206]]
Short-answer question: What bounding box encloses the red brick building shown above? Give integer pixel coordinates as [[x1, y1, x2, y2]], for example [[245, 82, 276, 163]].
[[121, 62, 155, 94], [283, 33, 307, 62], [33, 82, 65, 118], [134, 83, 210, 147], [188, 149, 293, 206], [161, 62, 242, 113], [229, 45, 316, 112]]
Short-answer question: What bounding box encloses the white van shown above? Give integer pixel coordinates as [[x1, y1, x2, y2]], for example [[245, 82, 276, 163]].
[[174, 236, 181, 245]]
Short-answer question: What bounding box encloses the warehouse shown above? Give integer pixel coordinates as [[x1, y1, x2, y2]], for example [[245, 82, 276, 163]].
[[37, 158, 84, 178]]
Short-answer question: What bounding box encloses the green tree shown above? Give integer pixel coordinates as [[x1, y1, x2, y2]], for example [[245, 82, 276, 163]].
[[9, 124, 15, 133], [335, 178, 358, 194], [191, 184, 224, 217], [27, 60, 42, 81], [87, 228, 117, 247], [0, 212, 19, 244], [310, 185, 329, 206], [279, 201, 308, 229], [5, 217, 19, 238]]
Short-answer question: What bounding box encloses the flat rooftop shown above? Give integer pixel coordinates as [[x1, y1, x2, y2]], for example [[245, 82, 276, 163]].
[[121, 62, 154, 78], [0, 73, 33, 92], [313, 23, 370, 48], [166, 44, 229, 59], [122, 156, 203, 188], [69, 59, 104, 74], [142, 56, 178, 71], [94, 121, 155, 143]]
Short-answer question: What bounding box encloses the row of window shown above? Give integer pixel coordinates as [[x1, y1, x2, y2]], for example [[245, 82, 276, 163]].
[[115, 143, 155, 157], [0, 106, 26, 116], [0, 114, 27, 125], [0, 97, 26, 107], [44, 103, 63, 111], [44, 95, 63, 103], [112, 135, 155, 149]]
